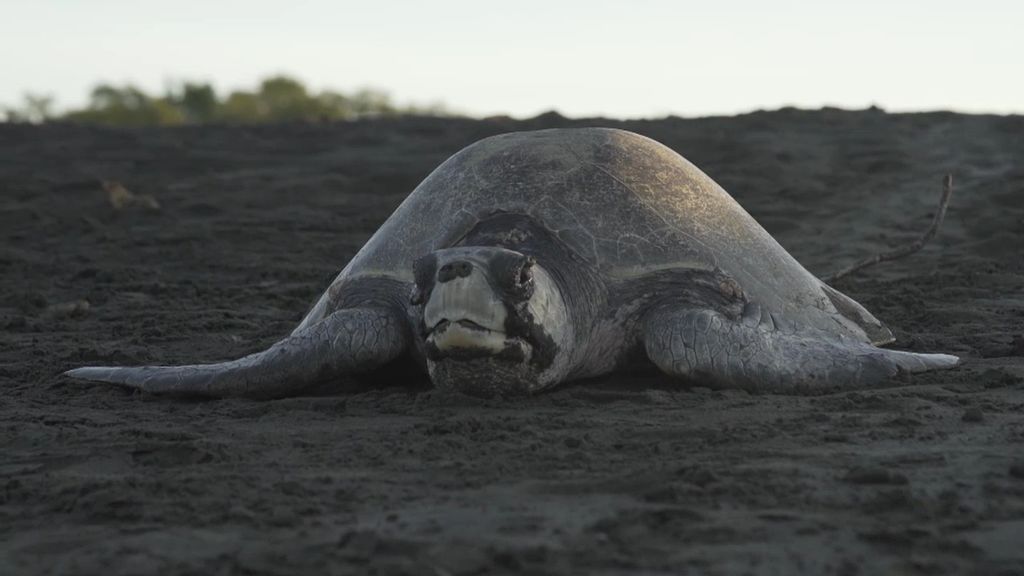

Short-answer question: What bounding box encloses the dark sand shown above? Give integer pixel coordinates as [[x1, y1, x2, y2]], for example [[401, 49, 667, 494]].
[[2, 110, 1023, 575]]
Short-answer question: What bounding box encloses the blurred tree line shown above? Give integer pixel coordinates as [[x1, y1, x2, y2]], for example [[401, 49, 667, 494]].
[[2, 76, 450, 125]]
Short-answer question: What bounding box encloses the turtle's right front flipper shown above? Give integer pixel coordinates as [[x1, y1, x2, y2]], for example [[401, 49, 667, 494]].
[[642, 304, 959, 392], [65, 306, 410, 398]]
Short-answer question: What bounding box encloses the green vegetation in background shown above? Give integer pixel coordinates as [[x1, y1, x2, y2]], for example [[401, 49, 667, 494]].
[[1, 76, 450, 125]]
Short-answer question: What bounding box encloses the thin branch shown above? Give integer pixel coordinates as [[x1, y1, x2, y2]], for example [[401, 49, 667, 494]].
[[823, 174, 954, 283]]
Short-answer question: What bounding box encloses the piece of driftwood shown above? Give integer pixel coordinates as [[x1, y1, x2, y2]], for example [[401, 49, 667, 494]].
[[823, 174, 954, 283]]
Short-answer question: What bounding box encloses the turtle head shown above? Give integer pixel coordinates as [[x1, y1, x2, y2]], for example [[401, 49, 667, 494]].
[[410, 246, 572, 396]]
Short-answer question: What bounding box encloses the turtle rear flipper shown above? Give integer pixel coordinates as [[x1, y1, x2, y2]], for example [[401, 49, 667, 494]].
[[65, 307, 409, 399], [642, 305, 957, 392]]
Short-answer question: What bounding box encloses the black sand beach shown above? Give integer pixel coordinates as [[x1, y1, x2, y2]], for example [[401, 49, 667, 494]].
[[2, 110, 1023, 575]]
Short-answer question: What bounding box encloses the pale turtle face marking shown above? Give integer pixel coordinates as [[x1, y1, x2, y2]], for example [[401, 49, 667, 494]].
[[412, 246, 571, 395]]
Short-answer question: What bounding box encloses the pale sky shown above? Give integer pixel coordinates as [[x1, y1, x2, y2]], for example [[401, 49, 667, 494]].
[[1, 0, 1021, 118]]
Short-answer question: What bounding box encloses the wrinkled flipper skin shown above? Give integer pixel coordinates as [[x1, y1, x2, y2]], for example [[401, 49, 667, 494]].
[[643, 304, 958, 392], [65, 307, 408, 398]]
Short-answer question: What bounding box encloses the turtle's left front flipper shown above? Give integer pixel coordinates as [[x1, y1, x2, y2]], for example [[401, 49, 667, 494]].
[[65, 306, 410, 398], [642, 304, 958, 392]]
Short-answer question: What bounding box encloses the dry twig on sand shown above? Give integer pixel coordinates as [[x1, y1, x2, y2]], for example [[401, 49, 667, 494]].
[[823, 174, 954, 283], [103, 180, 161, 211]]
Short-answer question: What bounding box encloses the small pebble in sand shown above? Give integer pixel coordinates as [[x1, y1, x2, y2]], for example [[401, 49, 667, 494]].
[[42, 299, 90, 319], [961, 407, 984, 423]]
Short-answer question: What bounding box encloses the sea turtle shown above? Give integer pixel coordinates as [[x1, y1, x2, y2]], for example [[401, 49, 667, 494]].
[[66, 128, 958, 398]]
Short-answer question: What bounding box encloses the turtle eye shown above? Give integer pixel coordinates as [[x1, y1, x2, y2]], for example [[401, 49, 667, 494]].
[[490, 251, 536, 300], [508, 255, 536, 300], [411, 254, 438, 305], [413, 254, 437, 287], [409, 287, 425, 306]]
